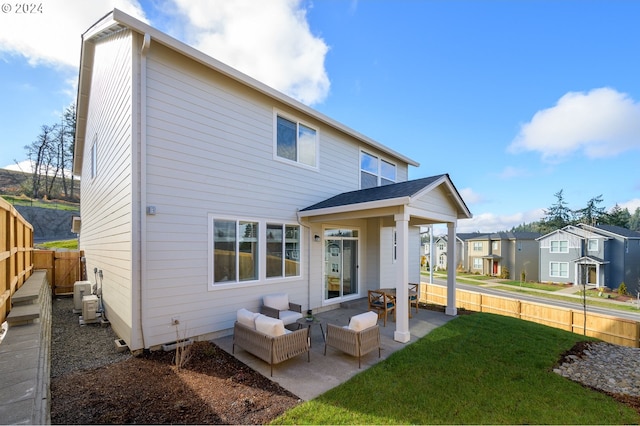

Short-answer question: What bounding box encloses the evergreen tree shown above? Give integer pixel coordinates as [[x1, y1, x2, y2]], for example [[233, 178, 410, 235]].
[[540, 189, 572, 233], [629, 207, 640, 231], [603, 204, 631, 228], [574, 195, 606, 226]]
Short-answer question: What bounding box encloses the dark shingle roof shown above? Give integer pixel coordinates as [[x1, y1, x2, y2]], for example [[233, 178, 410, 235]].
[[300, 174, 446, 212], [592, 224, 640, 239]]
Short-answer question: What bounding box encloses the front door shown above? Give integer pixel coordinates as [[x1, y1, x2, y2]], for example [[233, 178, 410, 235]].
[[324, 228, 359, 301]]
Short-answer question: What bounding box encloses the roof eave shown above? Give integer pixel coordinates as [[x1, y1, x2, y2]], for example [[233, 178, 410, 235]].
[[298, 196, 411, 218], [109, 9, 419, 168]]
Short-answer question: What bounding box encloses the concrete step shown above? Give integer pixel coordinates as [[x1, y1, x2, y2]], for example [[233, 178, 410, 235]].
[[6, 304, 40, 326], [12, 272, 46, 306]]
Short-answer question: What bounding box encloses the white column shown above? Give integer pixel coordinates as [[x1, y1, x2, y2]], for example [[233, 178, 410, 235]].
[[446, 222, 457, 316], [394, 212, 410, 343], [429, 225, 434, 284]]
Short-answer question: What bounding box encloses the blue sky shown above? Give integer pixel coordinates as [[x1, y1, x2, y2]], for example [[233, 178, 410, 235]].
[[1, 0, 639, 233]]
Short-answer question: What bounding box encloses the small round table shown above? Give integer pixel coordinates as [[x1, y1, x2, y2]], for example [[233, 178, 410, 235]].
[[296, 317, 325, 347]]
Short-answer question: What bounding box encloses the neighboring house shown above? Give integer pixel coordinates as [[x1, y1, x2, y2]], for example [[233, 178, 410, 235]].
[[429, 234, 474, 271], [538, 223, 640, 294], [467, 232, 541, 281], [73, 9, 472, 352]]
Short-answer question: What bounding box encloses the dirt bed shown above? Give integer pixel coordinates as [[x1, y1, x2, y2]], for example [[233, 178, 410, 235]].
[[49, 297, 301, 424]]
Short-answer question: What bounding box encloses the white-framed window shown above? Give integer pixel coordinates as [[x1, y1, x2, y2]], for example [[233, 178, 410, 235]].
[[267, 223, 300, 278], [209, 217, 301, 287], [473, 258, 482, 269], [275, 112, 318, 168], [360, 151, 396, 189], [212, 219, 259, 284], [473, 242, 483, 251], [550, 240, 568, 253], [90, 134, 98, 179], [587, 239, 598, 252], [437, 242, 445, 250], [549, 262, 569, 278], [492, 241, 499, 250]]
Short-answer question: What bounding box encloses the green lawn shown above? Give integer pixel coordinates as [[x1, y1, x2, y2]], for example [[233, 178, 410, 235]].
[[1, 195, 79, 211], [272, 313, 639, 425], [35, 239, 78, 250]]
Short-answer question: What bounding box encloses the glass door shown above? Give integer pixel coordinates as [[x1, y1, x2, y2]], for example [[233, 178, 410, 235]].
[[324, 229, 359, 301]]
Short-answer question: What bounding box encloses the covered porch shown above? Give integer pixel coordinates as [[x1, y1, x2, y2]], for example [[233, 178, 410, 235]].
[[298, 174, 472, 343], [214, 297, 457, 400]]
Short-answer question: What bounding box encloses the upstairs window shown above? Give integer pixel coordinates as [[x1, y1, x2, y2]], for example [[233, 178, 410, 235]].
[[276, 114, 317, 167], [360, 151, 396, 189], [587, 239, 598, 252], [550, 240, 568, 253], [473, 242, 483, 251]]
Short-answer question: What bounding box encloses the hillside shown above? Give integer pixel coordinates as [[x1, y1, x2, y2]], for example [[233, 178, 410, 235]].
[[0, 167, 80, 201], [1, 168, 80, 242]]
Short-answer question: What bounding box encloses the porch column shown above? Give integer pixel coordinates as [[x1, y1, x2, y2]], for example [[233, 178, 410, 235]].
[[394, 213, 410, 343], [446, 222, 457, 316]]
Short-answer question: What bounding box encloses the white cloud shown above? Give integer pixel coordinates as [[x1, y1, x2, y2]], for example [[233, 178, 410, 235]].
[[619, 199, 640, 213], [509, 87, 640, 162], [0, 1, 329, 106], [459, 187, 484, 204], [496, 166, 529, 179], [0, 0, 147, 69], [456, 208, 546, 233], [169, 0, 330, 105]]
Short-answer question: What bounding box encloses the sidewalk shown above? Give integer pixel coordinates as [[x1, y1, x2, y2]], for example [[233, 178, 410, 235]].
[[433, 273, 640, 310]]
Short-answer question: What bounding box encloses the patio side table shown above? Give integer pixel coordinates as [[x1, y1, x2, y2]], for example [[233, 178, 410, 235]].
[[296, 317, 325, 347]]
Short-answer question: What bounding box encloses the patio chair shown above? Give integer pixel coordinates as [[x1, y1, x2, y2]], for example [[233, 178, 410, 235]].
[[409, 283, 419, 317], [324, 311, 381, 368], [368, 289, 395, 326], [260, 293, 303, 326]]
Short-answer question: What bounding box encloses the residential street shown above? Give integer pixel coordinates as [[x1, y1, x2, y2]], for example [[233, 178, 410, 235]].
[[429, 276, 640, 322]]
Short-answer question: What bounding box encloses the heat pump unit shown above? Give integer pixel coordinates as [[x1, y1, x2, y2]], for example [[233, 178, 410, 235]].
[[74, 281, 93, 312], [82, 295, 99, 321]]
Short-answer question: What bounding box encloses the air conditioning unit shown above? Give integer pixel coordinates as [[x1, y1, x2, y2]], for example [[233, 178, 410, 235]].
[[82, 295, 99, 321], [73, 281, 93, 312]]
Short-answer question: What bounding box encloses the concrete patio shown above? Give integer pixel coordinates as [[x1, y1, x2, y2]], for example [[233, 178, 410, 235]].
[[213, 299, 456, 401]]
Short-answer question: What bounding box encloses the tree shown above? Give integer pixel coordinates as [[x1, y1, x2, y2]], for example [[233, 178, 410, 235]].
[[629, 207, 640, 231], [540, 189, 572, 233], [26, 124, 58, 199], [602, 204, 631, 228], [574, 195, 606, 226]]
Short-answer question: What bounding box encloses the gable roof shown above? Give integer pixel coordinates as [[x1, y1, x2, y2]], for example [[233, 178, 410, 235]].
[[74, 8, 419, 175], [467, 231, 541, 241], [299, 174, 472, 220], [579, 223, 640, 239]]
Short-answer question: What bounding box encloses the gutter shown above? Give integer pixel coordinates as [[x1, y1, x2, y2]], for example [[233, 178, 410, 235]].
[[139, 33, 151, 348]]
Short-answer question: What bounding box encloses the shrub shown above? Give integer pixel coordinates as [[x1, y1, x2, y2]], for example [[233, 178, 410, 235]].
[[500, 266, 510, 279], [617, 282, 628, 296]]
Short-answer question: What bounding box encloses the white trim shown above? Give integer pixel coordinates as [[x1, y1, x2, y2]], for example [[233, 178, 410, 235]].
[[549, 261, 569, 278], [273, 108, 320, 170]]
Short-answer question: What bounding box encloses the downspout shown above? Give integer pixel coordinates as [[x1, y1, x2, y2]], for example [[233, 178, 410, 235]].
[[296, 210, 312, 313], [139, 33, 151, 348]]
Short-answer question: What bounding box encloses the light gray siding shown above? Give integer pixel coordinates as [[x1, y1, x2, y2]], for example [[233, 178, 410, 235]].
[[78, 29, 136, 347]]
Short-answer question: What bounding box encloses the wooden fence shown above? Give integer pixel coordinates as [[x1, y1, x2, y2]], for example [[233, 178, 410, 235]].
[[421, 283, 640, 348], [1, 197, 34, 324], [1, 197, 86, 323], [33, 250, 85, 295]]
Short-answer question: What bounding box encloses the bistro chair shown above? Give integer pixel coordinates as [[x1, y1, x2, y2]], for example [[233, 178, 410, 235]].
[[368, 289, 395, 327]]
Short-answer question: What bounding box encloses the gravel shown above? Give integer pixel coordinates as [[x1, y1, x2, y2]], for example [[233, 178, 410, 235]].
[[51, 296, 131, 378]]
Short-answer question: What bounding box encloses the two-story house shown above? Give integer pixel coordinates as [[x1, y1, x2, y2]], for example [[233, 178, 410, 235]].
[[467, 232, 541, 281], [538, 224, 640, 294], [73, 9, 472, 352]]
